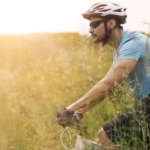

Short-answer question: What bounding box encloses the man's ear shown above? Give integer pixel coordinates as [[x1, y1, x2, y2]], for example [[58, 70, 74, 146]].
[[107, 19, 116, 29]]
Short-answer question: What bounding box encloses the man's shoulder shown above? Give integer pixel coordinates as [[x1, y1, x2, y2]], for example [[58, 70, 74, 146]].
[[122, 30, 141, 37], [120, 30, 148, 47], [122, 30, 147, 39]]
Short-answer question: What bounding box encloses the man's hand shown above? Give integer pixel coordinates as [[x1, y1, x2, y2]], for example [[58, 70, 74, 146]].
[[56, 108, 83, 128]]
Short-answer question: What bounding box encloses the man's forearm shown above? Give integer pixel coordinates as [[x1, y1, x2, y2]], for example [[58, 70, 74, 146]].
[[67, 81, 110, 112], [67, 60, 134, 113], [74, 100, 100, 114]]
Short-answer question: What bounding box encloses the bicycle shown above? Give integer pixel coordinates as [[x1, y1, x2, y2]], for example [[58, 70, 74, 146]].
[[52, 113, 102, 150], [73, 123, 101, 150]]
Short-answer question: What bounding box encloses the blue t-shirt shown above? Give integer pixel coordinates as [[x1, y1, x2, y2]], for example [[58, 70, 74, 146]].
[[113, 31, 150, 101]]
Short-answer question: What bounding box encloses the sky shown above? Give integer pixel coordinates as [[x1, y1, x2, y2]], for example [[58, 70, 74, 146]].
[[0, 0, 150, 35]]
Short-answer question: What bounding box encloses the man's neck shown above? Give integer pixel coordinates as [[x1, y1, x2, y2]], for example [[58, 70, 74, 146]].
[[107, 28, 123, 49]]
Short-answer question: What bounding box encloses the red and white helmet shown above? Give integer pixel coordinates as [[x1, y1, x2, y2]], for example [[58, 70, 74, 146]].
[[82, 1, 127, 24]]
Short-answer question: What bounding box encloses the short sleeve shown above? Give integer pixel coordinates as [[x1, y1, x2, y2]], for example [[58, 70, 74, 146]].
[[118, 38, 144, 61]]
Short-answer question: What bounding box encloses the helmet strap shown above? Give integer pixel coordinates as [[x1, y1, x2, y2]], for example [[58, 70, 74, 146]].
[[101, 21, 111, 46]]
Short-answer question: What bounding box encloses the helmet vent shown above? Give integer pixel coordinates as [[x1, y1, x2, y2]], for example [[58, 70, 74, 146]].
[[114, 9, 122, 12], [100, 9, 111, 12], [94, 4, 107, 10], [112, 3, 119, 6]]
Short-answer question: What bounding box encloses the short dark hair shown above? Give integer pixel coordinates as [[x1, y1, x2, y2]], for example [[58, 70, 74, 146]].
[[103, 17, 123, 30]]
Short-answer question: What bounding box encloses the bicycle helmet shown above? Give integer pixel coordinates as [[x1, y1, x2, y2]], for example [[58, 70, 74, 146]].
[[82, 1, 127, 24]]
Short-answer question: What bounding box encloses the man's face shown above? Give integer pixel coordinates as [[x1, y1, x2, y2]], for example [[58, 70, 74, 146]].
[[89, 16, 106, 44]]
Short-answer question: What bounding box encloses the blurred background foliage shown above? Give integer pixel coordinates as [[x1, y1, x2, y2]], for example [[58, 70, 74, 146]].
[[0, 32, 147, 150]]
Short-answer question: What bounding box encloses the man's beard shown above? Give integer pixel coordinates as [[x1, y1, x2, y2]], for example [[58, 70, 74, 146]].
[[93, 35, 108, 47], [101, 37, 108, 47]]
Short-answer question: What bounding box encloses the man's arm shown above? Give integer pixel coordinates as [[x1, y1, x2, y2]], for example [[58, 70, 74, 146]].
[[67, 59, 137, 113]]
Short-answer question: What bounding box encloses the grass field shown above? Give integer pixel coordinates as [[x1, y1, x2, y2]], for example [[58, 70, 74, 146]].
[[0, 32, 146, 150]]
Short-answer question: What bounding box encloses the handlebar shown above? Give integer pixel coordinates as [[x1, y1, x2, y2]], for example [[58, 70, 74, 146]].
[[68, 120, 88, 135], [57, 109, 88, 135], [64, 113, 88, 136]]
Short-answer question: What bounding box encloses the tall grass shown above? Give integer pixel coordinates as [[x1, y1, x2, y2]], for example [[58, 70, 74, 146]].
[[0, 33, 144, 150]]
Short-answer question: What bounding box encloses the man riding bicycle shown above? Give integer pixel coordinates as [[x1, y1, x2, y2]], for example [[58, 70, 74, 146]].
[[56, 1, 150, 150]]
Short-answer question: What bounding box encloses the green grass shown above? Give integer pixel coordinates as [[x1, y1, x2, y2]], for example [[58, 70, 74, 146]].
[[0, 33, 147, 150]]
